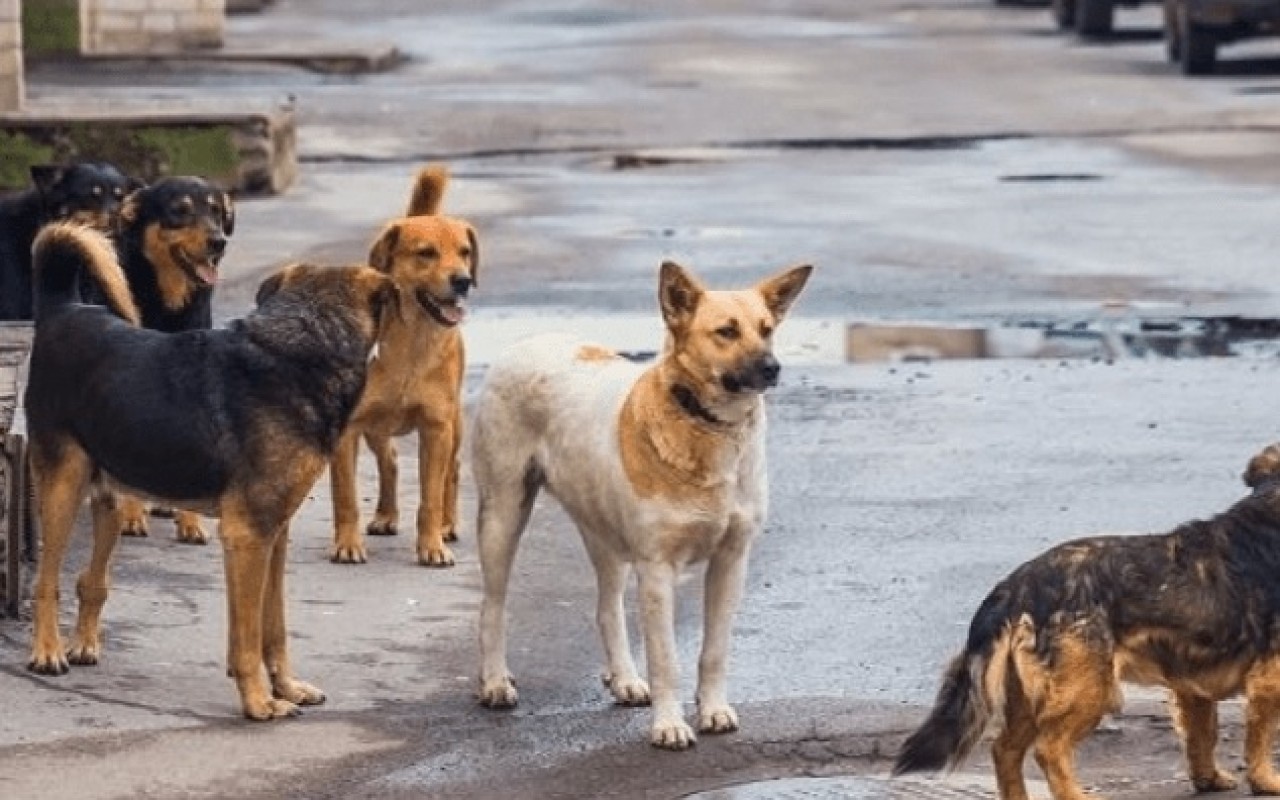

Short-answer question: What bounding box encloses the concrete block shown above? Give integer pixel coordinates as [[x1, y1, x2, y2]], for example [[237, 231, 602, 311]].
[[141, 12, 177, 33]]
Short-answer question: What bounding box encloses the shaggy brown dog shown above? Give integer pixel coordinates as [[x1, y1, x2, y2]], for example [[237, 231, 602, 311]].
[[25, 223, 392, 720], [328, 164, 478, 567], [895, 443, 1280, 800]]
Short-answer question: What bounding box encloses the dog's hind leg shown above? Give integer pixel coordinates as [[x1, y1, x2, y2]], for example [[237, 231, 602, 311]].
[[696, 534, 751, 736], [66, 490, 125, 665], [636, 559, 696, 750], [441, 403, 463, 544], [992, 670, 1037, 800], [1244, 660, 1280, 794], [1172, 691, 1236, 792], [28, 443, 93, 675], [581, 533, 649, 706], [329, 429, 368, 564], [263, 525, 325, 709], [364, 433, 400, 538], [1029, 619, 1115, 800], [475, 459, 540, 709]]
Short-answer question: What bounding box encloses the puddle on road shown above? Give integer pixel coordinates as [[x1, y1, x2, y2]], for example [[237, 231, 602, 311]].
[[466, 309, 1280, 368]]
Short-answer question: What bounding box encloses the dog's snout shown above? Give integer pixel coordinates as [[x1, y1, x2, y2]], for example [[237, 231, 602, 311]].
[[449, 274, 473, 297], [208, 235, 228, 258]]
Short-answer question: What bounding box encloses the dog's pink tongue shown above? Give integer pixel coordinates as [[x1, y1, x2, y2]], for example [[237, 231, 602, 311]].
[[442, 303, 466, 324], [196, 262, 219, 286]]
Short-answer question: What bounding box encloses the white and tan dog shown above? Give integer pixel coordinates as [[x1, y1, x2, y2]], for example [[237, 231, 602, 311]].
[[471, 259, 812, 749]]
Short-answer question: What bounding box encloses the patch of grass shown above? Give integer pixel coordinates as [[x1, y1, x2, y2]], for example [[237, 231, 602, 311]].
[[22, 0, 79, 55], [0, 132, 55, 188], [133, 126, 239, 179]]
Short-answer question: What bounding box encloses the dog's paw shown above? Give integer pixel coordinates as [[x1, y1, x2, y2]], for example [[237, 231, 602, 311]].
[[478, 675, 519, 708], [119, 515, 149, 537], [650, 717, 697, 751], [603, 672, 651, 706], [697, 703, 739, 735], [66, 636, 102, 666], [174, 519, 208, 545], [366, 518, 398, 537], [330, 542, 368, 564], [27, 647, 70, 676], [1193, 769, 1237, 792], [273, 677, 326, 707], [418, 544, 455, 568], [1250, 772, 1280, 796], [444, 527, 459, 543], [243, 697, 304, 721]]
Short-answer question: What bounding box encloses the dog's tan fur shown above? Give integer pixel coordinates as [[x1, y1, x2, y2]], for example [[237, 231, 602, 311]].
[[472, 260, 812, 748], [329, 164, 478, 566]]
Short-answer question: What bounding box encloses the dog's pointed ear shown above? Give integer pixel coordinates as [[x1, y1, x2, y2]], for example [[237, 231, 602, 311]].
[[659, 260, 704, 333], [369, 223, 401, 273], [756, 263, 813, 322], [30, 165, 65, 199], [1244, 443, 1280, 489], [466, 224, 480, 289], [219, 191, 236, 237]]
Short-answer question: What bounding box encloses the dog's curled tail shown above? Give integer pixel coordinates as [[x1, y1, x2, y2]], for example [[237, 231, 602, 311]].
[[892, 603, 1022, 777], [32, 223, 140, 326], [405, 163, 449, 217]]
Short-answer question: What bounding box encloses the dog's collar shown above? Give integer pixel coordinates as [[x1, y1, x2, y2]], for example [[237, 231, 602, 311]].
[[670, 384, 729, 429]]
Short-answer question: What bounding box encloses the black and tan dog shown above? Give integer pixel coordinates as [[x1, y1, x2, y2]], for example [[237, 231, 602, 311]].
[[0, 162, 138, 320], [328, 164, 477, 566], [895, 443, 1280, 800], [25, 223, 392, 720], [109, 176, 235, 545]]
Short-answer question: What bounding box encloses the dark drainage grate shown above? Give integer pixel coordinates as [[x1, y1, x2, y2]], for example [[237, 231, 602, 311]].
[[684, 775, 1034, 799]]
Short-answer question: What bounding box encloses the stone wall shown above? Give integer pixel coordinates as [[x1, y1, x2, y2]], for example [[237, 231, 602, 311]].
[[81, 0, 224, 55], [0, 0, 23, 112]]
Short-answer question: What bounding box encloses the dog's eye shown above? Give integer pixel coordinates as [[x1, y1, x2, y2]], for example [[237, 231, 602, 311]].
[[459, 246, 472, 259], [417, 247, 439, 259], [715, 324, 740, 341], [113, 188, 124, 198], [91, 185, 103, 197], [760, 324, 774, 338]]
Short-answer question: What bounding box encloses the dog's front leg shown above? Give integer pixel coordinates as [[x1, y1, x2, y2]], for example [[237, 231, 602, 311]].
[[636, 560, 695, 749], [329, 429, 368, 564], [221, 517, 296, 720], [1171, 691, 1236, 792], [1245, 669, 1280, 794], [262, 525, 325, 709], [696, 536, 751, 736], [416, 417, 456, 567]]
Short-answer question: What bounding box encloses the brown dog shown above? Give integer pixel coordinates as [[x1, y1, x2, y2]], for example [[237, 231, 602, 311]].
[[328, 164, 478, 566], [895, 442, 1280, 799], [25, 223, 392, 720]]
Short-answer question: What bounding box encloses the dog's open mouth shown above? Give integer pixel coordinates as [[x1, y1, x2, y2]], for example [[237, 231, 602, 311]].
[[415, 288, 467, 327], [172, 246, 219, 287]]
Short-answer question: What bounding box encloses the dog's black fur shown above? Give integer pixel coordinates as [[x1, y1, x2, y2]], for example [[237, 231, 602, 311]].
[[111, 176, 235, 332], [0, 162, 137, 320]]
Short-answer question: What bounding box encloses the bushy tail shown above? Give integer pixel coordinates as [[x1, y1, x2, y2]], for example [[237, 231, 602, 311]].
[[32, 223, 139, 325], [405, 163, 449, 216]]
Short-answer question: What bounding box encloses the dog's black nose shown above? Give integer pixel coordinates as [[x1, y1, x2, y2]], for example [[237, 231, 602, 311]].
[[450, 274, 473, 297], [208, 235, 227, 258], [758, 355, 780, 387]]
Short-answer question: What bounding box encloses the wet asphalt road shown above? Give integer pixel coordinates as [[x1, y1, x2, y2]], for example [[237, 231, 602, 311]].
[[5, 1, 1280, 798]]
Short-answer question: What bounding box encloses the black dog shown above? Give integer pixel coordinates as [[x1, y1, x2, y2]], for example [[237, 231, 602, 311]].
[[101, 176, 236, 543], [26, 222, 394, 720], [0, 162, 137, 320], [113, 176, 235, 332]]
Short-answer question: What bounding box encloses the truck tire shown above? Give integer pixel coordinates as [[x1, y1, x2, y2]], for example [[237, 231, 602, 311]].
[[1053, 0, 1076, 30], [1075, 0, 1114, 37], [1177, 2, 1217, 74]]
